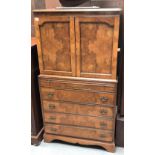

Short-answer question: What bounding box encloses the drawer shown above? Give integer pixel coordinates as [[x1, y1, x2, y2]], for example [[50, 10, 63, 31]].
[[45, 124, 113, 142], [39, 77, 116, 93], [40, 87, 115, 105], [43, 101, 114, 117], [44, 113, 113, 130]]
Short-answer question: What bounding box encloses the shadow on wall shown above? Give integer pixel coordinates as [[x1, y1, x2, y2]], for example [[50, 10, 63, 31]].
[[59, 0, 89, 6], [45, 0, 90, 8]]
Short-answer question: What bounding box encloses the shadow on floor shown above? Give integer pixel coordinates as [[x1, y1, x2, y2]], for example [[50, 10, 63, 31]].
[[49, 139, 107, 151]]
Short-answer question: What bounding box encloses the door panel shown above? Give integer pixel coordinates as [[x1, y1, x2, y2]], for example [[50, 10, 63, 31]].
[[75, 16, 119, 79], [34, 16, 76, 76]]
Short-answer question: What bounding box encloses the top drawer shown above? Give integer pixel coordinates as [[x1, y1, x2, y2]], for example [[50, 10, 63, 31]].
[[39, 76, 117, 93], [40, 87, 116, 106]]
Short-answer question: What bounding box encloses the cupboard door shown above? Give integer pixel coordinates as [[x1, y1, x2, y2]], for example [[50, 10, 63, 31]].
[[34, 16, 76, 76], [75, 16, 119, 79]]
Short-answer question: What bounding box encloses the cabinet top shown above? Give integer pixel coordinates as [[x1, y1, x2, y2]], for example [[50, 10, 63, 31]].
[[33, 8, 122, 13]]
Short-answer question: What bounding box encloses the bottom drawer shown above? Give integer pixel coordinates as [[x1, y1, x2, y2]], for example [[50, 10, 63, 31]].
[[45, 124, 113, 142]]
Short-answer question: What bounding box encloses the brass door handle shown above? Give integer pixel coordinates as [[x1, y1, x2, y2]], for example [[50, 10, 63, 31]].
[[100, 97, 108, 102]]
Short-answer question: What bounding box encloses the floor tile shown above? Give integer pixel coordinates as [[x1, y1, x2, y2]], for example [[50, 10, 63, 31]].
[[31, 140, 124, 155]]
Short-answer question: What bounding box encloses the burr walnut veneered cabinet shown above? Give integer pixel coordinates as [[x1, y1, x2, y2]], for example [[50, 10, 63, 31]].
[[34, 8, 120, 152]]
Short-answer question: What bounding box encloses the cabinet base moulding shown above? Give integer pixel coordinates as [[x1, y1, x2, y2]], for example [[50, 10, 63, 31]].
[[31, 127, 44, 146], [44, 133, 115, 153]]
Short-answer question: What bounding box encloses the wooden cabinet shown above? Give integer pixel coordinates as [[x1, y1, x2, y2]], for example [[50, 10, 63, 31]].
[[34, 8, 120, 152], [35, 14, 119, 79]]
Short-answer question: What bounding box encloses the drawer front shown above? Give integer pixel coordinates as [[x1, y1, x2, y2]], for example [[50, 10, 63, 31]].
[[39, 78, 116, 93], [43, 101, 114, 117], [44, 113, 113, 130], [45, 124, 113, 142], [40, 87, 115, 105]]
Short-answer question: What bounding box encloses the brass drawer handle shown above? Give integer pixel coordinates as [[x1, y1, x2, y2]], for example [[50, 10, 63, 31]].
[[100, 109, 108, 114], [100, 122, 107, 128], [48, 93, 54, 97], [50, 128, 57, 132], [49, 117, 56, 120], [100, 134, 106, 138], [47, 79, 52, 83], [48, 104, 56, 109], [100, 96, 108, 102]]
